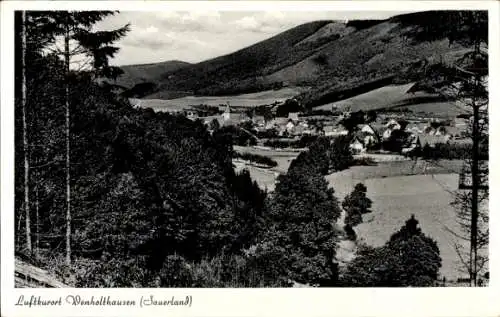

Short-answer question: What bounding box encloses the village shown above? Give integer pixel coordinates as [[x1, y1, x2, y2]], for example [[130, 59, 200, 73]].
[[133, 96, 475, 161]]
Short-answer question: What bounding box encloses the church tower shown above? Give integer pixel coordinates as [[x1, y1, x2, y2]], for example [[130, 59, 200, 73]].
[[222, 102, 231, 122]]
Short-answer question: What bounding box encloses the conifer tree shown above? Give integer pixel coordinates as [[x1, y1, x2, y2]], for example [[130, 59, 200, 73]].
[[44, 11, 130, 265]]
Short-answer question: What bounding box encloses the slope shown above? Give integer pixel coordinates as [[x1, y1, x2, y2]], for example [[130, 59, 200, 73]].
[[143, 20, 340, 97], [116, 60, 191, 88], [126, 11, 482, 108]]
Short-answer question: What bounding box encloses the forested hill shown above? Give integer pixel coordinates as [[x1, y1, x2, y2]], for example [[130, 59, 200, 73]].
[[116, 60, 191, 88], [122, 11, 484, 108]]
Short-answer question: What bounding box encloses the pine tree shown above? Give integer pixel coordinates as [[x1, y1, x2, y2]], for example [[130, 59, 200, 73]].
[[45, 11, 130, 265], [20, 11, 32, 254]]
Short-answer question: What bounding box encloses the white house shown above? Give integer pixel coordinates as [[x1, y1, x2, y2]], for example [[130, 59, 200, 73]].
[[385, 119, 401, 130], [288, 112, 300, 122], [286, 120, 295, 132], [382, 119, 402, 140], [361, 124, 376, 135], [349, 136, 365, 154]]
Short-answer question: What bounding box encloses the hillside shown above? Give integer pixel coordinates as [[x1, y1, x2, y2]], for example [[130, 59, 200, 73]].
[[117, 60, 191, 88], [120, 11, 483, 108]]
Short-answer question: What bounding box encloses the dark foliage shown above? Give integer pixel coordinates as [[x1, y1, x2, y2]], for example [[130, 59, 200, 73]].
[[275, 98, 304, 117], [263, 135, 320, 149], [213, 126, 258, 146], [15, 12, 270, 286], [346, 19, 384, 30], [420, 142, 488, 160], [234, 152, 278, 168], [343, 183, 373, 228], [341, 215, 442, 286], [382, 129, 411, 153]]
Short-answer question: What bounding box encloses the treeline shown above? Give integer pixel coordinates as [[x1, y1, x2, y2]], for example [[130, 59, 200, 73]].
[[233, 152, 278, 168], [420, 142, 489, 160], [263, 135, 319, 149]]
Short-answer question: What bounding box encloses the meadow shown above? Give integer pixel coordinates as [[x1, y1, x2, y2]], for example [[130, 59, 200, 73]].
[[233, 146, 483, 280], [326, 162, 487, 280], [316, 83, 416, 112], [133, 87, 305, 111]]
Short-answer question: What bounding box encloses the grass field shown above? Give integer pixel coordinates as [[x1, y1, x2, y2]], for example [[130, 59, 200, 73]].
[[232, 149, 486, 279], [400, 101, 468, 117], [233, 145, 302, 192], [326, 161, 488, 280], [233, 145, 302, 173], [316, 83, 417, 112], [136, 87, 305, 110]]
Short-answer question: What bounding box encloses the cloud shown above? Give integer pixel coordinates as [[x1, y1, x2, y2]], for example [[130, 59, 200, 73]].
[[94, 11, 409, 65]]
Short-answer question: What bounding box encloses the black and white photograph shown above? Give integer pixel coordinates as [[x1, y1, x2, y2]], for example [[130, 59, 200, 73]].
[[3, 2, 494, 293]]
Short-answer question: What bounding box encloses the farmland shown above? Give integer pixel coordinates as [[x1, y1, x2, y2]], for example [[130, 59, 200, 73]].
[[326, 162, 487, 280], [133, 87, 305, 111], [233, 156, 485, 280], [233, 145, 303, 191], [316, 83, 418, 112]]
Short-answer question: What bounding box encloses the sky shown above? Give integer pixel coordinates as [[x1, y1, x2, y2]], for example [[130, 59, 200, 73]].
[[95, 11, 412, 66]]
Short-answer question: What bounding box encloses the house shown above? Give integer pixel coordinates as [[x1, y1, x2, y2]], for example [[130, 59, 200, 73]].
[[349, 136, 365, 154], [184, 109, 198, 121], [419, 134, 451, 147], [385, 119, 401, 130], [435, 126, 447, 136], [323, 125, 348, 137], [359, 124, 380, 147], [288, 112, 300, 122], [382, 119, 402, 140], [402, 134, 421, 155], [360, 124, 377, 135], [252, 115, 266, 127], [202, 115, 224, 129]]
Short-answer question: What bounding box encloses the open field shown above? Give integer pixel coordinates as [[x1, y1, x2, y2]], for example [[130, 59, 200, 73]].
[[234, 151, 485, 279], [233, 145, 303, 174], [398, 101, 468, 117], [316, 83, 417, 111], [233, 145, 303, 191], [314, 82, 464, 118], [326, 164, 488, 280], [233, 162, 278, 192], [134, 87, 305, 111]]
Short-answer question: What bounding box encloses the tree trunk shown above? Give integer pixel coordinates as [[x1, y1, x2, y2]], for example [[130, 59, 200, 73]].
[[35, 183, 40, 258], [64, 21, 71, 266], [21, 11, 32, 254]]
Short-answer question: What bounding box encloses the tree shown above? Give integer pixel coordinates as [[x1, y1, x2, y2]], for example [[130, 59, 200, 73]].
[[20, 11, 32, 254], [329, 136, 354, 172], [342, 183, 372, 229], [47, 11, 130, 265], [209, 118, 220, 131], [341, 215, 442, 287], [412, 11, 488, 286], [264, 162, 342, 286], [383, 129, 410, 153], [340, 111, 365, 134]]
